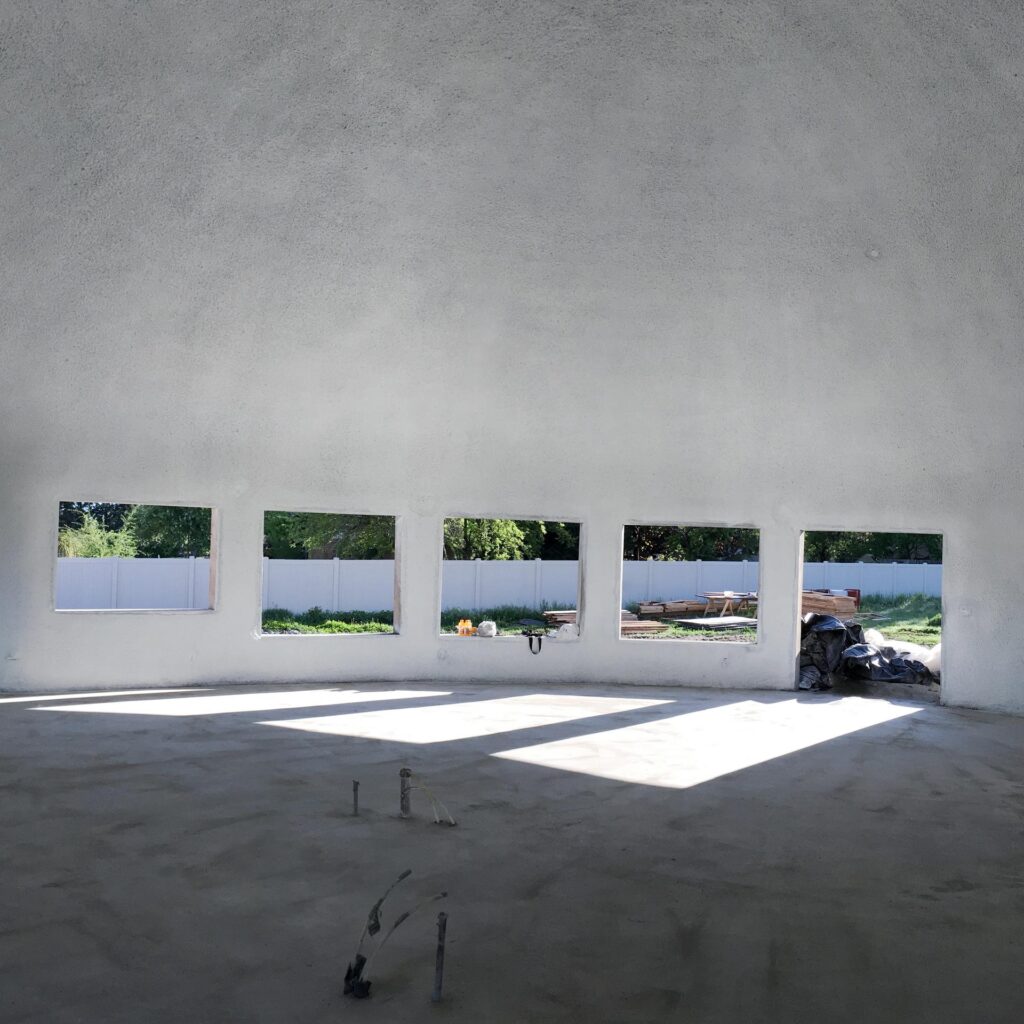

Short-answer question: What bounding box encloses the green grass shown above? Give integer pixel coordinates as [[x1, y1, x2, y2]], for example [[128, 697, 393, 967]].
[[261, 594, 940, 645], [851, 593, 941, 645], [262, 607, 394, 635], [625, 622, 758, 642], [440, 605, 549, 635], [624, 591, 943, 644]]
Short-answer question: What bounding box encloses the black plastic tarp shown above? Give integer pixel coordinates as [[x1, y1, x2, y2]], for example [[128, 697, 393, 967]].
[[798, 612, 934, 690], [799, 614, 865, 689], [839, 643, 933, 685]]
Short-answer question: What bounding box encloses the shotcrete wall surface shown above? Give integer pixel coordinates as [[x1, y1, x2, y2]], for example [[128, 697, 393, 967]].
[[2, 2, 1022, 710]]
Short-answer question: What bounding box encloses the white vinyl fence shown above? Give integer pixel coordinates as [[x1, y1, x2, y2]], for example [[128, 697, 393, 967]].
[[800, 560, 941, 598], [56, 557, 212, 609], [55, 558, 942, 612]]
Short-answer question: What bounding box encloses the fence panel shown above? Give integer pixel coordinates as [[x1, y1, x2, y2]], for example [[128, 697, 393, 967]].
[[264, 559, 334, 612], [117, 558, 193, 609], [193, 559, 211, 608], [801, 563, 826, 590], [922, 563, 942, 596], [56, 558, 115, 609], [56, 557, 211, 609], [479, 560, 535, 609], [659, 561, 700, 602], [337, 561, 396, 612], [698, 561, 749, 594], [620, 562, 650, 606], [440, 561, 477, 610], [532, 561, 580, 609], [55, 557, 942, 612]]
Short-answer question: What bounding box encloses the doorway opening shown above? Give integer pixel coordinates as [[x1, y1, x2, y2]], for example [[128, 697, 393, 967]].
[[798, 530, 942, 689]]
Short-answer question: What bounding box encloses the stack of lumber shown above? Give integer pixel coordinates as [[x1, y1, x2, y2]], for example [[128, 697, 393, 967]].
[[543, 610, 639, 625], [543, 610, 577, 624], [801, 591, 857, 619], [620, 619, 671, 634], [641, 599, 709, 616]]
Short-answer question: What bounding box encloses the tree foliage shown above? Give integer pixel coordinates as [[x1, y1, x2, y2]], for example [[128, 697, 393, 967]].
[[264, 512, 395, 559], [261, 514, 580, 560], [515, 520, 580, 560], [59, 502, 132, 532], [803, 531, 941, 563], [623, 527, 940, 563], [443, 519, 580, 560], [443, 518, 526, 560], [58, 512, 137, 557], [263, 511, 308, 559], [125, 505, 212, 557], [56, 503, 940, 564], [57, 503, 211, 557], [623, 526, 760, 561]]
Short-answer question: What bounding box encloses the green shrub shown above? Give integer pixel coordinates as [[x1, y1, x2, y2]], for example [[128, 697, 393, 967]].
[[261, 608, 394, 634], [58, 512, 137, 557]]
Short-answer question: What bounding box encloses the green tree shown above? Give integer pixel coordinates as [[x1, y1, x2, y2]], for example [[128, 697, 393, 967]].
[[58, 501, 133, 532], [58, 512, 137, 557], [623, 526, 760, 561], [865, 532, 941, 562], [443, 518, 527, 559], [263, 511, 310, 558], [265, 512, 395, 559], [515, 520, 580, 560], [442, 519, 581, 560], [125, 505, 212, 557], [804, 531, 941, 563]]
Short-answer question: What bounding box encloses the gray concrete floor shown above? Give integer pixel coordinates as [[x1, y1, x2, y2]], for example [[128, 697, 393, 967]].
[[2, 683, 1022, 1023]]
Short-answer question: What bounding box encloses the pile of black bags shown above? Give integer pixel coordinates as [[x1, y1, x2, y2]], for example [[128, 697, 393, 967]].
[[798, 614, 934, 690]]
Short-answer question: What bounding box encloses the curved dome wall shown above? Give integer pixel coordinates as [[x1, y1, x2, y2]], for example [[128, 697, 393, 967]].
[[1, 1, 1021, 709]]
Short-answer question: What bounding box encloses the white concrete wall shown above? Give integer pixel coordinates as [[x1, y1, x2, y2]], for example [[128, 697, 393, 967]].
[[1, 2, 1022, 710]]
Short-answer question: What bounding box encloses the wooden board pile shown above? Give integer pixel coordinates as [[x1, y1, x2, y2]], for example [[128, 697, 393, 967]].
[[620, 619, 671, 634], [638, 599, 708, 617], [672, 616, 757, 630], [543, 610, 640, 626], [801, 591, 857, 619], [543, 610, 577, 625]]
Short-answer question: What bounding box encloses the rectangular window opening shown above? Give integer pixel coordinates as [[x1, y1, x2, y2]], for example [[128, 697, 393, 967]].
[[261, 511, 397, 636], [439, 518, 582, 637], [798, 530, 942, 691], [55, 501, 217, 611], [620, 524, 760, 642]]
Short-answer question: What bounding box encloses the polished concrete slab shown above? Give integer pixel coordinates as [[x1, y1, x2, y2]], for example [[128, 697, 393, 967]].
[[2, 683, 1022, 1023]]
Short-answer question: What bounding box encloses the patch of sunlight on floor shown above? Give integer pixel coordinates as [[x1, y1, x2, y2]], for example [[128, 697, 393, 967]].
[[260, 693, 671, 743], [1, 688, 203, 705], [37, 688, 450, 716], [492, 697, 921, 789]]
